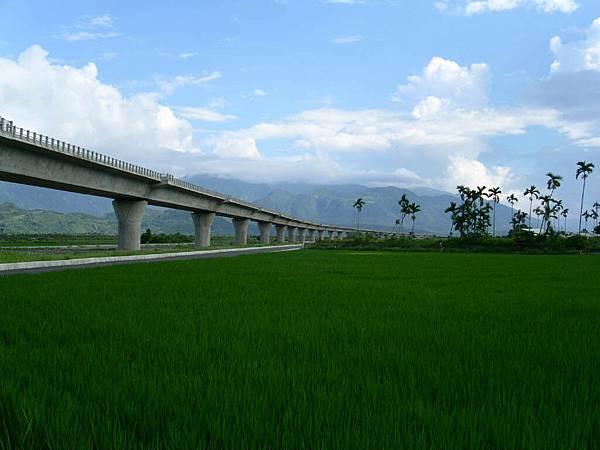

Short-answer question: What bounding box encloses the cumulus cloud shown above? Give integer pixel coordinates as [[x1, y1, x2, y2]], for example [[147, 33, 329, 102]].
[[212, 137, 261, 160], [392, 57, 490, 109], [253, 88, 268, 96], [0, 45, 194, 169], [527, 18, 600, 147], [436, 0, 579, 15], [1, 45, 597, 197], [550, 18, 600, 73], [445, 155, 515, 190]]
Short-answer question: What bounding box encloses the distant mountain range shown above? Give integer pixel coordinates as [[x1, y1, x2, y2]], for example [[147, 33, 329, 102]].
[[0, 176, 517, 235]]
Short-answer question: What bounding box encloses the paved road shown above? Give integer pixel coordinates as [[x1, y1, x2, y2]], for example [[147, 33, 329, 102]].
[[0, 244, 304, 276]]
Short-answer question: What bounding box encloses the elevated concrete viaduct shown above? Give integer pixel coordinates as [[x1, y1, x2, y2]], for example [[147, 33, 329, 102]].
[[0, 116, 392, 250]]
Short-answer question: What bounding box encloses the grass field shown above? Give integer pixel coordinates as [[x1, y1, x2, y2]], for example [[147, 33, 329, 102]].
[[1, 250, 599, 448]]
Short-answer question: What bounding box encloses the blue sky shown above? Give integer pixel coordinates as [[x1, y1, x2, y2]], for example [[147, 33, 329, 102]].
[[2, 0, 600, 216]]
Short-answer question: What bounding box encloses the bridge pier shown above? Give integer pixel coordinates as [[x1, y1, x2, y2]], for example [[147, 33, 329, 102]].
[[298, 228, 306, 243], [258, 222, 272, 245], [308, 229, 316, 241], [192, 211, 215, 247], [317, 230, 324, 240], [287, 226, 297, 243], [275, 224, 287, 243], [330, 231, 337, 240], [337, 231, 343, 239], [112, 199, 147, 251], [233, 218, 250, 245]]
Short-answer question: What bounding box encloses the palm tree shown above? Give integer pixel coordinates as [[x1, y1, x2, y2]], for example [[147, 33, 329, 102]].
[[408, 202, 421, 235], [552, 199, 563, 232], [539, 195, 558, 235], [542, 173, 562, 232], [593, 202, 600, 228], [576, 161, 595, 234], [591, 209, 599, 233], [582, 210, 592, 233], [561, 208, 569, 234], [445, 202, 458, 236], [546, 172, 563, 198], [353, 198, 365, 231], [524, 185, 540, 230], [398, 194, 410, 234], [506, 193, 518, 232], [487, 187, 502, 237], [475, 186, 487, 209]]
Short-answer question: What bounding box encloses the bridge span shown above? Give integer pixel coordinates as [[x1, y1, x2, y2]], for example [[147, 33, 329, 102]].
[[0, 116, 390, 250]]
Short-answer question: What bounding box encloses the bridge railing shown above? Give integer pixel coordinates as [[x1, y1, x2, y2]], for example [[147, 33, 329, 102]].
[[0, 116, 164, 181], [0, 115, 360, 231]]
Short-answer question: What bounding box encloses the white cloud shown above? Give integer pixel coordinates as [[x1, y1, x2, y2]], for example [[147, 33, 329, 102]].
[[445, 155, 515, 190], [2, 45, 598, 200], [98, 52, 118, 60], [176, 106, 236, 122], [155, 71, 222, 94], [253, 88, 268, 96], [178, 52, 199, 59], [55, 14, 120, 41], [411, 96, 449, 118], [436, 0, 578, 15], [213, 137, 261, 160], [550, 18, 600, 73], [0, 45, 194, 168], [325, 0, 369, 4], [393, 56, 490, 109], [330, 35, 364, 44]]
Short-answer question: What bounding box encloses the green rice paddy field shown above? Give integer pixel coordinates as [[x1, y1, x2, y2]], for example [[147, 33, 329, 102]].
[[1, 250, 599, 449]]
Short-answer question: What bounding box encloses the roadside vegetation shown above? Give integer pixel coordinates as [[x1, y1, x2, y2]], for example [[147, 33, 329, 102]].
[[0, 233, 116, 247], [1, 250, 598, 448], [314, 233, 600, 254], [0, 235, 285, 264]]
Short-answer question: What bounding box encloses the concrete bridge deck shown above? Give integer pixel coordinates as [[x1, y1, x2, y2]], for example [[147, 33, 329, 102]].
[[0, 115, 392, 249]]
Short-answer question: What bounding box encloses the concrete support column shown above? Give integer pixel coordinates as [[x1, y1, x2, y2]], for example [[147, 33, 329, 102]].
[[287, 226, 297, 243], [308, 229, 316, 241], [192, 211, 215, 248], [298, 228, 306, 243], [112, 199, 147, 251], [258, 222, 272, 245], [275, 225, 287, 243], [317, 230, 324, 240], [330, 231, 337, 240], [337, 231, 343, 239], [233, 218, 250, 245]]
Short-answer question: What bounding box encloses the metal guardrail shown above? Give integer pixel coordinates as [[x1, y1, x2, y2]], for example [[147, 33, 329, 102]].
[[0, 115, 357, 230], [0, 116, 164, 181]]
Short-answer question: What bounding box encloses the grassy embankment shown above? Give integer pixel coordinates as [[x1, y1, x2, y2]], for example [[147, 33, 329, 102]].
[[315, 234, 600, 254], [1, 250, 599, 448], [0, 236, 284, 264]]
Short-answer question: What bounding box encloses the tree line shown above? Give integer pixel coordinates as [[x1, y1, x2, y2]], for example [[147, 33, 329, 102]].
[[353, 161, 596, 237]]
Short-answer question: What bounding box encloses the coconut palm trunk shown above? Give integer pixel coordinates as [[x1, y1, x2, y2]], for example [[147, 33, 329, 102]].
[[493, 202, 497, 237], [579, 177, 586, 234]]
